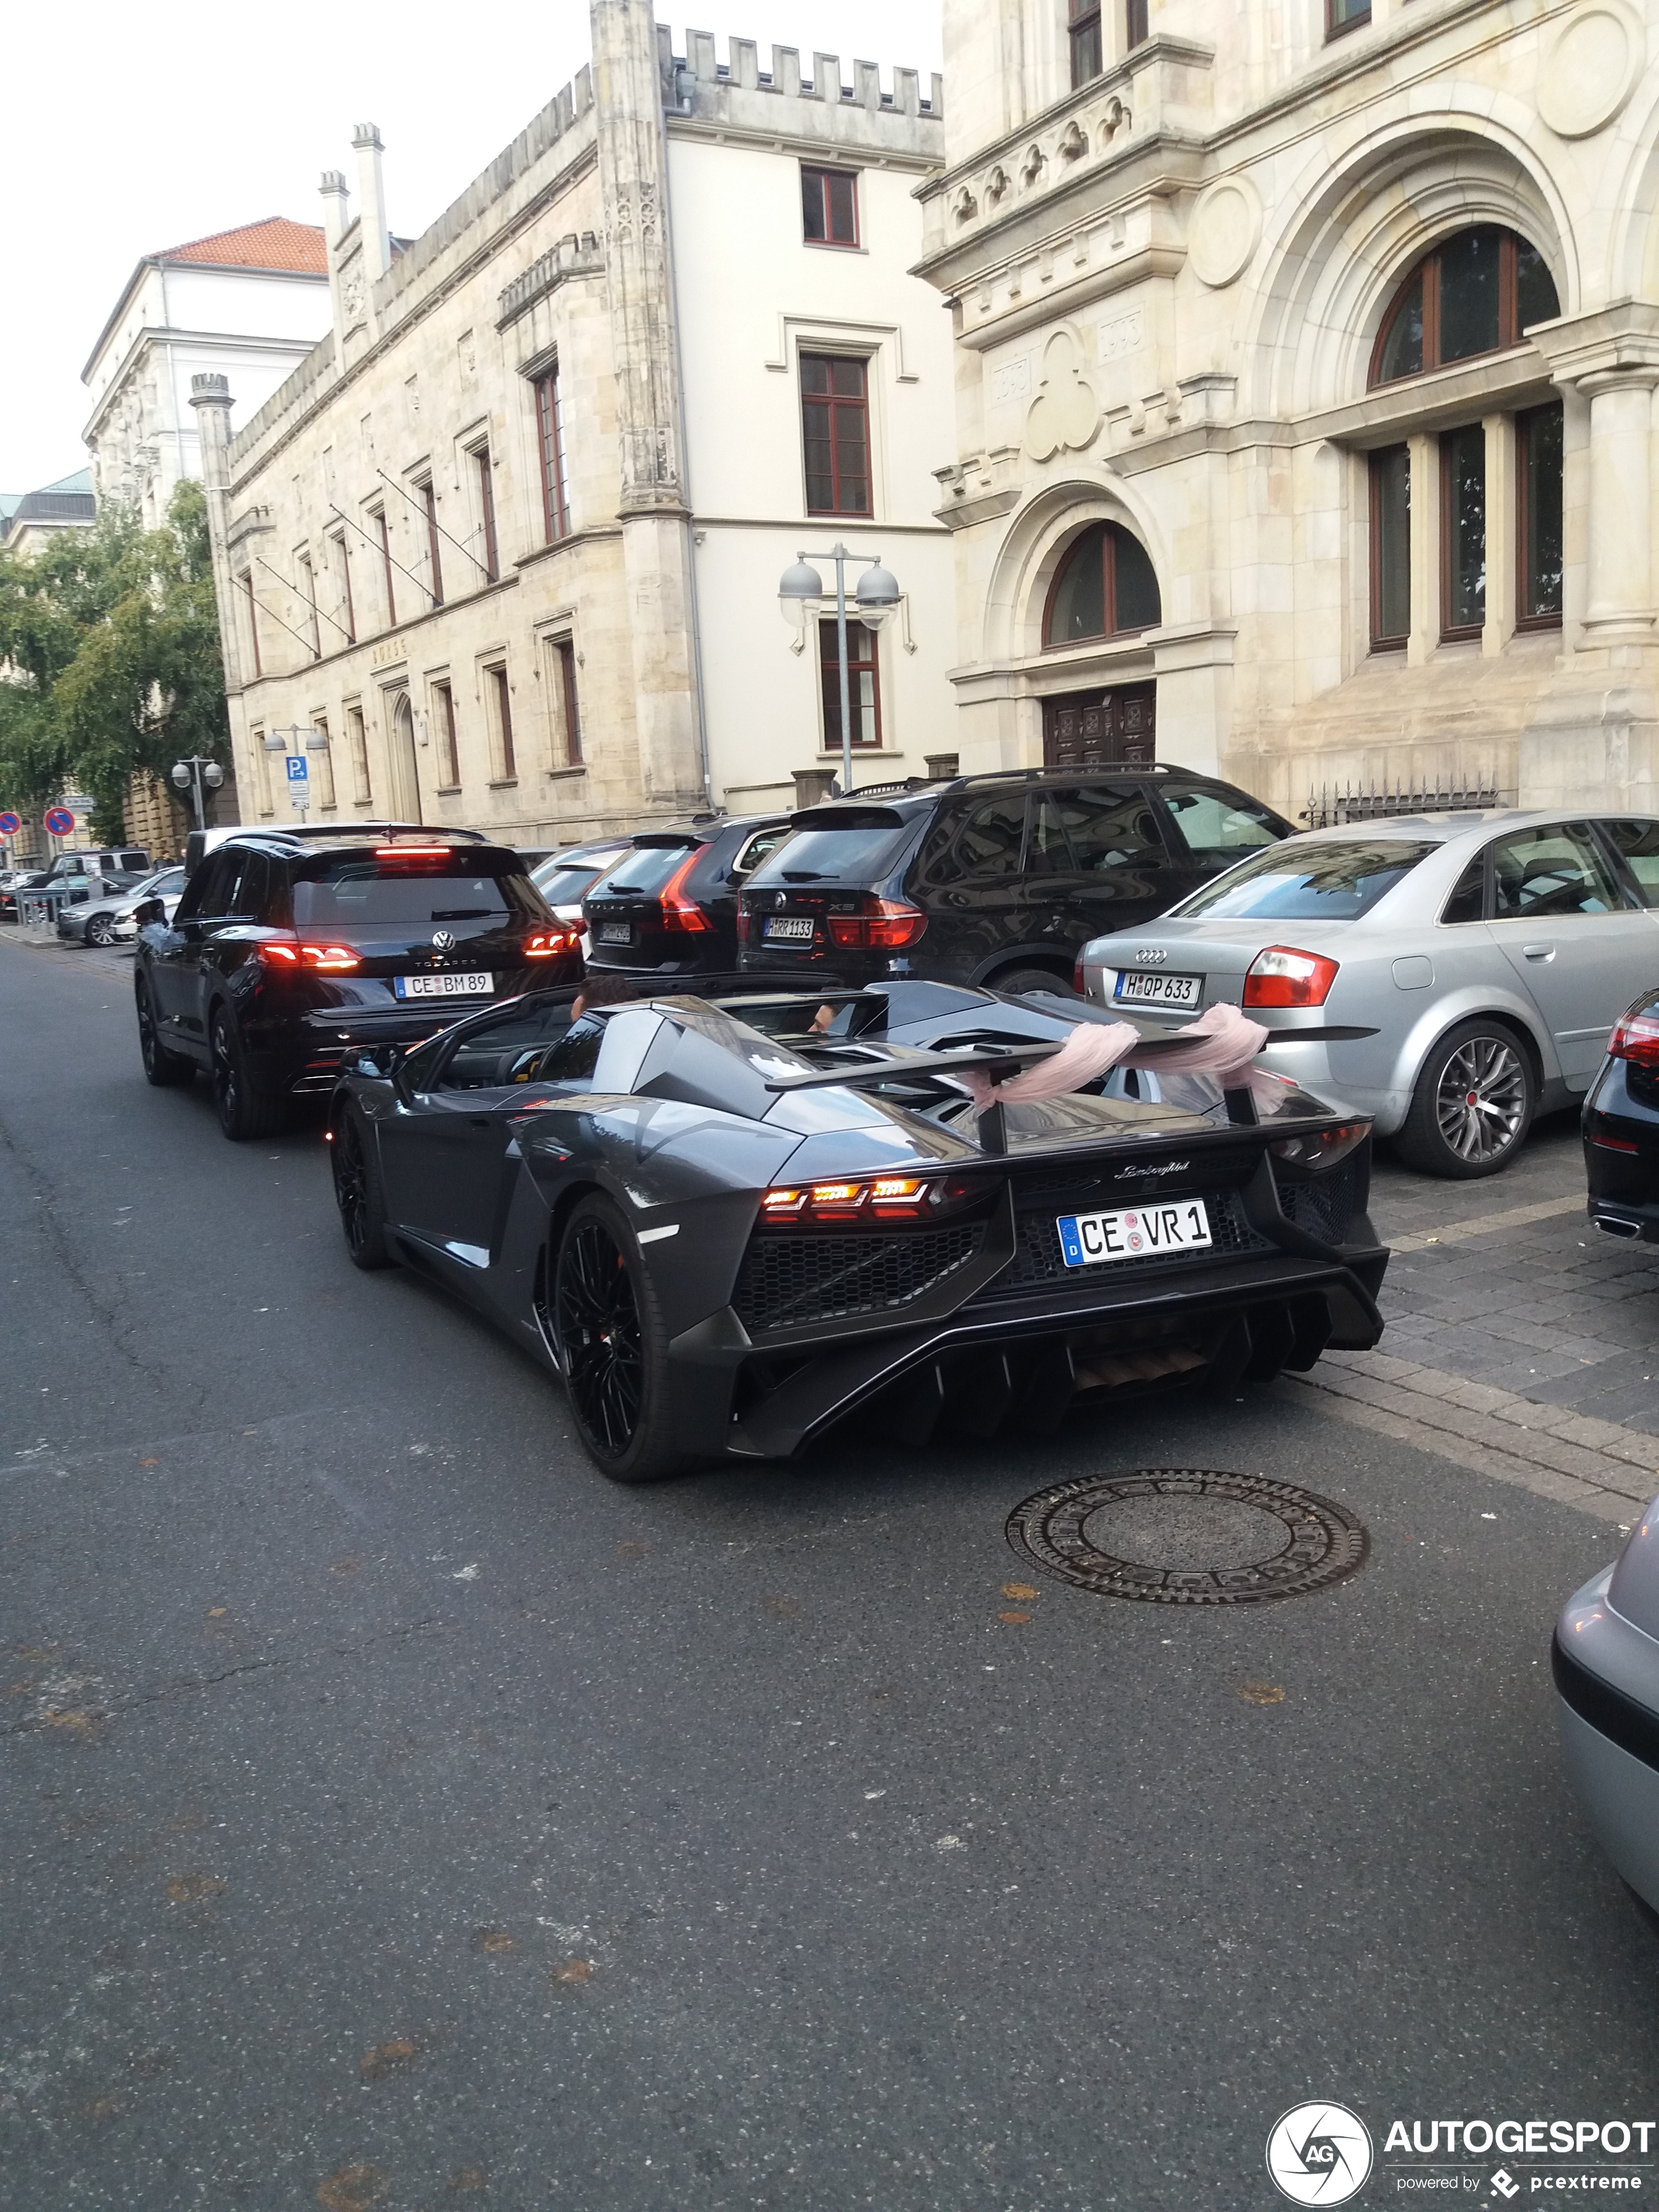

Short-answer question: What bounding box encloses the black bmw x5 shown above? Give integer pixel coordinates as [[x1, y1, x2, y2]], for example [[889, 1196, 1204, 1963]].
[[134, 828, 579, 1138]]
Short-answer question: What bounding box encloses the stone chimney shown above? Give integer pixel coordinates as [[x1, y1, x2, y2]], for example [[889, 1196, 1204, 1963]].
[[319, 169, 350, 337], [351, 123, 390, 284], [188, 375, 243, 694]]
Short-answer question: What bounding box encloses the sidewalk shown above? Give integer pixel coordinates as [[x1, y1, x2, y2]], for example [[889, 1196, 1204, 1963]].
[[1291, 1112, 1659, 1524]]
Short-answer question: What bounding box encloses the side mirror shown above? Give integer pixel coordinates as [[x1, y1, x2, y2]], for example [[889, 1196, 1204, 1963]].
[[132, 898, 165, 926], [353, 1043, 400, 1078]]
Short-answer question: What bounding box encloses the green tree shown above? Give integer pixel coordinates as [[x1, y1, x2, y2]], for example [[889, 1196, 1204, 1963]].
[[0, 483, 229, 844]]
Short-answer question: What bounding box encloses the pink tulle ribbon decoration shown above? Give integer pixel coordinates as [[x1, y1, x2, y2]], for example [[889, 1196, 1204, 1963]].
[[958, 1001, 1268, 1110]]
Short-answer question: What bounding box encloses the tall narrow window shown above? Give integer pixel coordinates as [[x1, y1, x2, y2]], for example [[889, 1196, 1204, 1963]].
[[487, 664, 517, 781], [298, 553, 321, 659], [1069, 0, 1103, 86], [240, 572, 261, 677], [473, 448, 499, 582], [250, 725, 271, 813], [820, 620, 882, 750], [346, 703, 371, 801], [372, 508, 395, 628], [1326, 0, 1370, 36], [801, 168, 859, 247], [1370, 445, 1411, 650], [1042, 522, 1162, 645], [419, 481, 443, 607], [1517, 403, 1564, 628], [1125, 0, 1149, 46], [549, 637, 583, 767], [432, 681, 460, 787], [331, 533, 355, 644], [310, 715, 337, 807], [1441, 425, 1487, 638], [800, 355, 871, 517], [534, 369, 570, 542]]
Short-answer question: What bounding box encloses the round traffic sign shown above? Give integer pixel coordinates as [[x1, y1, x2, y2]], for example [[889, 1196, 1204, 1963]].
[[0, 812, 20, 837], [43, 806, 75, 837]]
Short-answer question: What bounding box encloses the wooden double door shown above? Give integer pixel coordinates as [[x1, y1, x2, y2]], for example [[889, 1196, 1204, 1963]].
[[1041, 683, 1157, 770]]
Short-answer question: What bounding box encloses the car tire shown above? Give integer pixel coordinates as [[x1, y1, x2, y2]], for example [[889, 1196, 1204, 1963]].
[[331, 1109, 393, 1270], [135, 976, 194, 1087], [210, 1008, 287, 1142], [993, 965, 1078, 999], [86, 914, 115, 946], [553, 1193, 694, 1483], [1394, 1018, 1536, 1179]]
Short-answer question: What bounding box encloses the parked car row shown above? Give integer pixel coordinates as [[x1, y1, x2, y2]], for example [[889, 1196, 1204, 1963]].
[[1, 845, 153, 920]]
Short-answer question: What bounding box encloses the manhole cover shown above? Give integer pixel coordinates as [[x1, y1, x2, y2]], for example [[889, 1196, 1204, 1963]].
[[1006, 1469, 1368, 1605]]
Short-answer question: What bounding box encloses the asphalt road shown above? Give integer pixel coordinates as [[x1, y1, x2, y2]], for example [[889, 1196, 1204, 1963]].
[[2, 939, 1656, 2211]]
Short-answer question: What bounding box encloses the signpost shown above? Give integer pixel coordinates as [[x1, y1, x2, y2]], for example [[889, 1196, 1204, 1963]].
[[43, 806, 76, 839], [285, 753, 310, 817], [0, 812, 20, 838]]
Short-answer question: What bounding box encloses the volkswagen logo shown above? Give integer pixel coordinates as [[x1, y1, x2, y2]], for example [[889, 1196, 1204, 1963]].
[[431, 929, 456, 951], [1135, 947, 1167, 965]]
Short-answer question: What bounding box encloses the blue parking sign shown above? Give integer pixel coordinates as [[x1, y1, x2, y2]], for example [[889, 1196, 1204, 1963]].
[[285, 754, 309, 784]]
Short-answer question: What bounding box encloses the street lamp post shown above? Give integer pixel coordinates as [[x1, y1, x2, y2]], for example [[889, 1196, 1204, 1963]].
[[779, 545, 901, 797], [170, 755, 225, 833]]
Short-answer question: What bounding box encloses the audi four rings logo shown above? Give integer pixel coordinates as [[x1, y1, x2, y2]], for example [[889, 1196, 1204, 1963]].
[[1135, 947, 1167, 963], [1266, 2103, 1374, 2205], [431, 929, 455, 950]]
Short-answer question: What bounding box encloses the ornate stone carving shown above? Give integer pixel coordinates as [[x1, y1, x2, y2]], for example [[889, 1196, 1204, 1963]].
[[1187, 176, 1262, 290], [1537, 1, 1644, 139], [1058, 120, 1088, 163], [953, 184, 978, 224], [1021, 142, 1046, 189], [1024, 329, 1101, 460]]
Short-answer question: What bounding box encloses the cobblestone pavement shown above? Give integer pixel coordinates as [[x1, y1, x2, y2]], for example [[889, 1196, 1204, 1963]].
[[1293, 1110, 1659, 1524], [9, 923, 1658, 1524]]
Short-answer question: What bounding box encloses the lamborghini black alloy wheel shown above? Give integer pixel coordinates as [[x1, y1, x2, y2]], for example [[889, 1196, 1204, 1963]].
[[332, 1112, 391, 1269], [556, 1215, 644, 1459]]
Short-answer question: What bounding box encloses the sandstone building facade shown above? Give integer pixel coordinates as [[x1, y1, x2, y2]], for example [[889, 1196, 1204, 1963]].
[[916, 0, 1659, 821], [83, 219, 330, 527], [195, 0, 952, 845]]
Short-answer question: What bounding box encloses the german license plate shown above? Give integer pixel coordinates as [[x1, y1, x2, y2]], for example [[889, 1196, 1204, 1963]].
[[1114, 969, 1202, 1008], [1057, 1200, 1212, 1266], [393, 972, 494, 999], [597, 922, 632, 944], [764, 916, 815, 942]]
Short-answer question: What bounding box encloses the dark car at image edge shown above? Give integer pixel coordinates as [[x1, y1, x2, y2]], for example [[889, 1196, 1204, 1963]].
[[134, 828, 579, 1138], [1584, 993, 1659, 1240], [736, 765, 1291, 995]]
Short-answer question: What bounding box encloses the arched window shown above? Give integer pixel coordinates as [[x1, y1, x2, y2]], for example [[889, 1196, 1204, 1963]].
[[1370, 226, 1559, 387], [1044, 523, 1161, 647]]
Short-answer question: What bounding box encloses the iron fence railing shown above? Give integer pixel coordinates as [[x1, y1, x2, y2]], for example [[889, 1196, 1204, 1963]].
[[1299, 779, 1504, 829]]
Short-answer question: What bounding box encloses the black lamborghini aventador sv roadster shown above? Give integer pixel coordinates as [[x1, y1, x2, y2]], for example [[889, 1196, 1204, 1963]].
[[325, 980, 1389, 1481]]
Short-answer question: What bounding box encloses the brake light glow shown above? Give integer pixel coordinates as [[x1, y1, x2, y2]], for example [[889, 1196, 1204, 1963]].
[[258, 939, 361, 972], [524, 928, 576, 959], [1243, 945, 1339, 1008], [1590, 1132, 1641, 1153], [375, 844, 453, 859], [1609, 1010, 1659, 1067], [658, 848, 712, 933], [760, 1175, 937, 1222], [826, 899, 927, 951]]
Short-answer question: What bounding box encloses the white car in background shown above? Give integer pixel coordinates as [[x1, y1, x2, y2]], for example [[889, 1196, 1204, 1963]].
[[1078, 809, 1659, 1178], [58, 865, 188, 946]]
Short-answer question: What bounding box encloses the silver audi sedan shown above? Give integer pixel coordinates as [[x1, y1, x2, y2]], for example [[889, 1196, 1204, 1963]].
[[1078, 809, 1659, 1178]]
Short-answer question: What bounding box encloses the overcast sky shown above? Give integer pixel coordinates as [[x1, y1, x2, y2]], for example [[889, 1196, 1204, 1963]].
[[5, 0, 944, 498]]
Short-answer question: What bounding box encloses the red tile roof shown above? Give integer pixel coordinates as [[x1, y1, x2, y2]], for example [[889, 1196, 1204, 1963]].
[[155, 217, 328, 275]]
